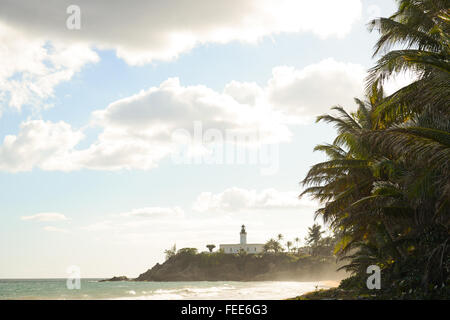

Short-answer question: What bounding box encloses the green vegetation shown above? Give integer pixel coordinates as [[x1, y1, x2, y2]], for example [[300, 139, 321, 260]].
[[135, 244, 343, 282], [164, 244, 177, 260], [286, 241, 293, 252], [300, 0, 449, 299], [259, 224, 336, 256], [263, 238, 284, 253]]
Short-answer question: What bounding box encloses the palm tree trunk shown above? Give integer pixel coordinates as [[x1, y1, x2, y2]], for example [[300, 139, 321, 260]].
[[382, 220, 407, 260]]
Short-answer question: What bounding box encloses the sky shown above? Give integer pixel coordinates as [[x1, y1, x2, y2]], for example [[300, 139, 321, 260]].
[[0, 0, 400, 278]]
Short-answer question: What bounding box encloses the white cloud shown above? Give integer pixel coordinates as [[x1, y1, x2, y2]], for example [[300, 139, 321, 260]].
[[0, 1, 362, 114], [78, 60, 364, 172], [267, 58, 366, 121], [0, 59, 364, 173], [193, 187, 316, 212], [0, 22, 99, 113], [0, 120, 84, 172], [0, 1, 362, 66], [21, 213, 69, 222], [223, 58, 366, 123], [224, 81, 265, 106], [0, 59, 363, 172], [66, 77, 290, 171], [92, 78, 282, 136]]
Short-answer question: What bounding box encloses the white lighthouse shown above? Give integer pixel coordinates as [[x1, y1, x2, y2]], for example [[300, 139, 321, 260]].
[[240, 224, 247, 245], [219, 225, 264, 254]]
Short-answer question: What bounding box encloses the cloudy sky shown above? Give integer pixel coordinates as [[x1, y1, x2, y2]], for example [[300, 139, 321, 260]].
[[0, 0, 398, 278]]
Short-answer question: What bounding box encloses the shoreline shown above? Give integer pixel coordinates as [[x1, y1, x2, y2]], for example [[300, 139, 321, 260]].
[[1, 279, 341, 300], [286, 280, 341, 300]]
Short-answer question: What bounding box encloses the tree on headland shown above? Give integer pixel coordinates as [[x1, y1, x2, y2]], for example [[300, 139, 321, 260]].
[[263, 238, 283, 253], [206, 244, 216, 253], [237, 248, 248, 257], [286, 241, 293, 253], [177, 248, 198, 256], [164, 244, 176, 261], [305, 224, 324, 249], [294, 237, 300, 252]]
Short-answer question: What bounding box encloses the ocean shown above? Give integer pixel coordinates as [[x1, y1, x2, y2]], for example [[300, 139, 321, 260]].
[[0, 279, 336, 300]]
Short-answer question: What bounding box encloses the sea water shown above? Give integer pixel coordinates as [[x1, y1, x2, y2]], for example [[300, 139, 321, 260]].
[[0, 279, 336, 300]]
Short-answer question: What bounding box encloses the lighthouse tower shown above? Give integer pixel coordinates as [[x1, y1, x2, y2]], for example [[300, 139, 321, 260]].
[[219, 225, 264, 254], [240, 225, 247, 245]]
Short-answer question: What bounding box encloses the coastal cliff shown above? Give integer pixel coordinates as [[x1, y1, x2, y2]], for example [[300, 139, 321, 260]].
[[132, 251, 344, 282]]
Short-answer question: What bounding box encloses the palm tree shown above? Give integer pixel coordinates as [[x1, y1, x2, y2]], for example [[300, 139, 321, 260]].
[[294, 237, 300, 252], [277, 234, 283, 241], [301, 85, 431, 279], [286, 241, 293, 252], [367, 0, 450, 126], [164, 244, 177, 260], [305, 224, 324, 247], [366, 1, 450, 289], [263, 238, 283, 253], [302, 86, 388, 254], [300, 0, 449, 296], [206, 244, 216, 253]]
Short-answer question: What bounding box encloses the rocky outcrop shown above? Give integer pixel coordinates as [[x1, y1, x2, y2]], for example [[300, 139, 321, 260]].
[[100, 276, 129, 282]]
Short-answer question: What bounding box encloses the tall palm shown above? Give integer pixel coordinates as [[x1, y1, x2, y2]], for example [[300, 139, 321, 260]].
[[286, 241, 292, 252], [301, 85, 411, 269], [301, 0, 449, 295], [367, 0, 450, 126], [366, 1, 450, 286]]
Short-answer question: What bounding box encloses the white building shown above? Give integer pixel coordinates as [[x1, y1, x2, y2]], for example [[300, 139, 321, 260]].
[[219, 225, 264, 254]]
